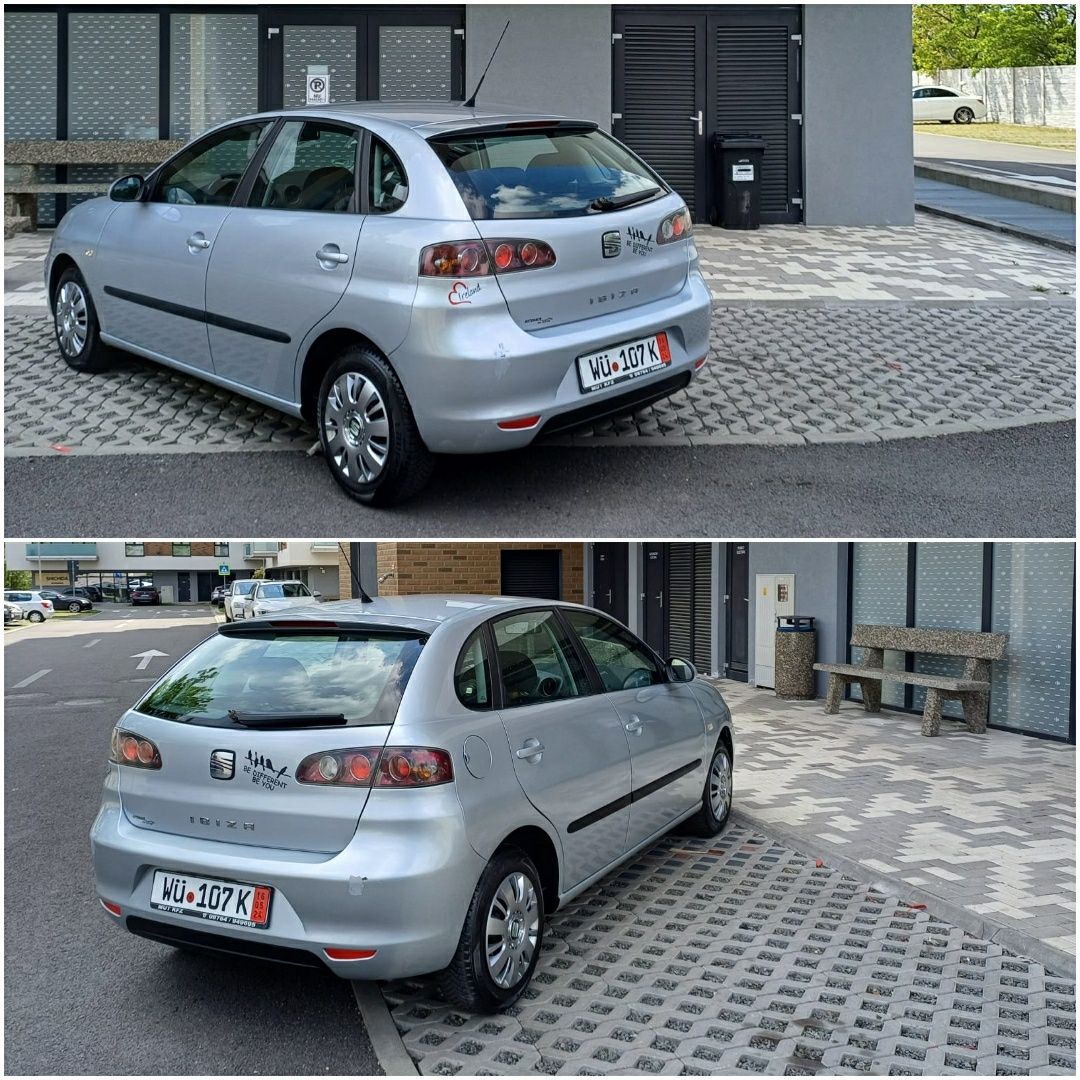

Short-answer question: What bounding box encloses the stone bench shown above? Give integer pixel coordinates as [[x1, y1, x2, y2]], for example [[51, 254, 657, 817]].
[[814, 624, 1008, 737], [4, 139, 184, 231]]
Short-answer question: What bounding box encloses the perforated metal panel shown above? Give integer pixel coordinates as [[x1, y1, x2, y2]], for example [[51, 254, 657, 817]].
[[378, 25, 452, 100], [991, 543, 1074, 739], [283, 25, 357, 108], [68, 13, 159, 139], [170, 14, 259, 141], [850, 543, 908, 708]]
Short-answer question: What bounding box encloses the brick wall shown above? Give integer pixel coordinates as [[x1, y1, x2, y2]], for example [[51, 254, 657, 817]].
[[337, 543, 584, 601]]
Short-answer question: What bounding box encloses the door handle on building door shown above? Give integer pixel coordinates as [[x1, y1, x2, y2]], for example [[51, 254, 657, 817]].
[[690, 110, 703, 136]]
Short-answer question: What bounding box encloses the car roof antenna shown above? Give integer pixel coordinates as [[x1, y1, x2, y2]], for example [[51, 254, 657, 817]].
[[462, 20, 510, 108], [337, 543, 373, 603]]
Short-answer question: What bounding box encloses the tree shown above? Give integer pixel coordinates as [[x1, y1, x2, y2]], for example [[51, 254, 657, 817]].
[[913, 4, 1076, 73], [4, 569, 32, 590]]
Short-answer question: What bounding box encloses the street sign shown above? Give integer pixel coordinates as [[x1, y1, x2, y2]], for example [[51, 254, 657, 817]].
[[218, 564, 230, 576]]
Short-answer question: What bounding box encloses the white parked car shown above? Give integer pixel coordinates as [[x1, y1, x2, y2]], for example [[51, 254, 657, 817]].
[[912, 85, 987, 124], [242, 580, 320, 619], [5, 601, 25, 625], [4, 590, 56, 622], [224, 579, 259, 622]]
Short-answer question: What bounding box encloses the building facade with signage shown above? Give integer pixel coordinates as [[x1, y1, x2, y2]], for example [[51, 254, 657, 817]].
[[6, 4, 913, 228]]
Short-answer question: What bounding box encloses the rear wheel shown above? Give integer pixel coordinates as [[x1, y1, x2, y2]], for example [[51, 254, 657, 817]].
[[954, 106, 974, 124], [316, 345, 433, 507], [28, 611, 44, 623], [53, 267, 114, 373], [439, 847, 544, 1013], [682, 738, 733, 837]]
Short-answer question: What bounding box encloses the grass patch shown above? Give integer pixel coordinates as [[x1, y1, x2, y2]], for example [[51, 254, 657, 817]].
[[916, 122, 1075, 150], [52, 608, 102, 619]]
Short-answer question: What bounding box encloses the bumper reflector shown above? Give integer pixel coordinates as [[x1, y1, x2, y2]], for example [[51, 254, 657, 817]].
[[324, 947, 377, 961], [694, 356, 708, 370], [101, 899, 122, 917], [497, 415, 541, 431]]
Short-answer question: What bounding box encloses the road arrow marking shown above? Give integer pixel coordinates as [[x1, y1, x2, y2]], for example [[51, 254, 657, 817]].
[[84, 639, 102, 649], [131, 649, 168, 671], [13, 668, 51, 688]]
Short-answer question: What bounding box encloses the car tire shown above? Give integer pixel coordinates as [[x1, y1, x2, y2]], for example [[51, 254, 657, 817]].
[[954, 107, 974, 124], [316, 345, 434, 507], [438, 846, 545, 1013], [682, 738, 733, 838], [67, 601, 81, 612], [28, 611, 44, 623], [53, 266, 114, 373]]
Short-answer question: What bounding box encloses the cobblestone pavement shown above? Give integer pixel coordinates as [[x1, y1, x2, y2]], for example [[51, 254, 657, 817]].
[[383, 823, 1077, 1076], [5, 303, 1074, 456], [715, 682, 1076, 966]]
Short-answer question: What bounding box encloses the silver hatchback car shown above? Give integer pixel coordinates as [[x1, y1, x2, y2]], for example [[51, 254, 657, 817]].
[[46, 102, 712, 506], [91, 595, 734, 1012]]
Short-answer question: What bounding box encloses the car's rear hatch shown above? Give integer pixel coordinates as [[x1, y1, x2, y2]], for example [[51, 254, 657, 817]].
[[115, 621, 425, 854], [428, 122, 690, 331]]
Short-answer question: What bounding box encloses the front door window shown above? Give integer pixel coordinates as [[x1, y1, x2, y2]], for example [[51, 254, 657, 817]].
[[152, 121, 271, 205]]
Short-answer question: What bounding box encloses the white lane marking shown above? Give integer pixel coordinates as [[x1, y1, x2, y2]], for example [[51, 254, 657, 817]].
[[12, 668, 51, 688], [131, 649, 169, 671], [84, 638, 102, 648], [945, 160, 1076, 187]]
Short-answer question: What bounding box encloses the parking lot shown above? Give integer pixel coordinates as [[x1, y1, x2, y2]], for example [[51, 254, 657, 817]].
[[5, 604, 1075, 1076]]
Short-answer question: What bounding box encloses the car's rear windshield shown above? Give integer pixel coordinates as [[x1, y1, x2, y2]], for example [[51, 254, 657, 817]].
[[136, 628, 425, 728], [232, 581, 257, 595], [428, 125, 666, 220], [258, 583, 310, 599]]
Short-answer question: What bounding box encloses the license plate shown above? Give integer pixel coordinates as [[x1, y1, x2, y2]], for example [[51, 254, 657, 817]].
[[577, 331, 672, 393], [150, 870, 272, 929]]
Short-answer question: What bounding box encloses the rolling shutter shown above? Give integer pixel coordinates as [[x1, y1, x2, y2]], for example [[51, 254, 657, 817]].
[[620, 24, 699, 215], [713, 23, 792, 220], [693, 543, 712, 672], [666, 543, 713, 673], [501, 550, 561, 601]]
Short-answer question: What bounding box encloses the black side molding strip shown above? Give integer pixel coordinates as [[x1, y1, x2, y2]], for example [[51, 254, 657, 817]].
[[567, 757, 702, 834], [103, 285, 291, 344]]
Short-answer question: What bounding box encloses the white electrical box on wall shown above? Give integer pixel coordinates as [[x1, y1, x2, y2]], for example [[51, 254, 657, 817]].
[[754, 573, 795, 688]]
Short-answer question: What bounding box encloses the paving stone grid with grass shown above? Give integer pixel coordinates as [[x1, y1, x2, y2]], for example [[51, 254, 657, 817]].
[[383, 824, 1076, 1076]]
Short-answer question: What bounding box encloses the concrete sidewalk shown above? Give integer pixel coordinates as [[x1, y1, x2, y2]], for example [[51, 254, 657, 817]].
[[715, 679, 1076, 975]]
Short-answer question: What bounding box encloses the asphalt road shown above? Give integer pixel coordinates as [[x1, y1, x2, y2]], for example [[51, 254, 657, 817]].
[[5, 421, 1075, 537], [914, 129, 1077, 185], [3, 605, 382, 1076]]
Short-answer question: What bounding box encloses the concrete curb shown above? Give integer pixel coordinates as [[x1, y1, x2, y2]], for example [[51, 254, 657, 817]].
[[915, 161, 1076, 212], [730, 808, 1076, 980], [353, 982, 418, 1077], [915, 199, 1076, 254]]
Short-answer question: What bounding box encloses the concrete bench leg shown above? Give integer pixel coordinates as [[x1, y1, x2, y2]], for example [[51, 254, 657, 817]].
[[922, 688, 943, 736], [962, 691, 988, 734], [825, 674, 844, 714], [859, 679, 882, 712]]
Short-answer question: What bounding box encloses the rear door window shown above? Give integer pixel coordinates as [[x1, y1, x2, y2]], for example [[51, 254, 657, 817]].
[[491, 609, 589, 707], [368, 137, 408, 213], [429, 125, 667, 220], [248, 120, 359, 213]]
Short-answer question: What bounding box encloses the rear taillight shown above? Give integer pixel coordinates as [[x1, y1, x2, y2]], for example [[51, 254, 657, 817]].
[[296, 746, 453, 788], [109, 729, 162, 770], [419, 239, 556, 277], [41, 600, 52, 609], [657, 207, 693, 245]]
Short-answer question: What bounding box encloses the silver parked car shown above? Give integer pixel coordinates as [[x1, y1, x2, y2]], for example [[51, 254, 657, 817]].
[[46, 102, 712, 506], [91, 595, 734, 1011], [224, 579, 259, 622], [241, 580, 321, 620], [4, 590, 56, 622]]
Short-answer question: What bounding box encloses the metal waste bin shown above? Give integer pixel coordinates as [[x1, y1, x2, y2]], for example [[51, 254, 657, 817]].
[[774, 615, 817, 700], [712, 133, 767, 230]]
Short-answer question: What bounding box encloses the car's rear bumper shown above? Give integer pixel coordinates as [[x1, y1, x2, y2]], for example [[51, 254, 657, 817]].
[[90, 775, 485, 981], [390, 270, 712, 453]]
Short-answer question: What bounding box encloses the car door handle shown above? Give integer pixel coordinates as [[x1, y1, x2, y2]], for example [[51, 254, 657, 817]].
[[515, 739, 544, 762], [624, 717, 643, 735], [316, 244, 350, 267], [186, 232, 211, 252]]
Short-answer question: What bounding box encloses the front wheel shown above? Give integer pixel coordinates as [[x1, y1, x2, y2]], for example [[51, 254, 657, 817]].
[[683, 738, 733, 837], [316, 345, 433, 507], [438, 847, 544, 1013], [954, 107, 974, 124], [67, 601, 82, 613], [53, 267, 114, 373]]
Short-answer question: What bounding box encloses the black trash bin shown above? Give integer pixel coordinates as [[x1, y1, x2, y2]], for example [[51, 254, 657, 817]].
[[774, 615, 817, 700], [712, 133, 767, 230]]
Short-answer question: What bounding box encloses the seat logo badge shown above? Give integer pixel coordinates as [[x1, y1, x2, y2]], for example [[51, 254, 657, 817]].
[[602, 230, 621, 258], [210, 749, 235, 780]]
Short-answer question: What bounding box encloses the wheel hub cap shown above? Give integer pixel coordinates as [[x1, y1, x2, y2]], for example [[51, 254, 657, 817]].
[[485, 871, 540, 989], [55, 281, 88, 357], [710, 751, 731, 818], [323, 372, 390, 484]]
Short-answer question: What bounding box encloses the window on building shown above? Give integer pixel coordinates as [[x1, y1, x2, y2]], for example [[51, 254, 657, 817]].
[[378, 25, 453, 100], [171, 543, 192, 558], [214, 543, 230, 558], [125, 543, 145, 558]]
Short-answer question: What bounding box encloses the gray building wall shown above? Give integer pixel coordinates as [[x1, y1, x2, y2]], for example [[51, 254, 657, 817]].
[[465, 5, 612, 130], [747, 543, 848, 695], [802, 5, 914, 225]]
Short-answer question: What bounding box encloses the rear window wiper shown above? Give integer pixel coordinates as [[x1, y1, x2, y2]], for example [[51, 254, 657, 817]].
[[227, 710, 348, 729], [589, 187, 661, 213]]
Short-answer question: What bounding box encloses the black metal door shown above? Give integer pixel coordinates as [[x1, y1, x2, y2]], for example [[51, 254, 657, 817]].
[[642, 543, 667, 656], [726, 542, 750, 680], [612, 10, 707, 218], [592, 544, 629, 625], [196, 572, 214, 603], [177, 572, 191, 603]]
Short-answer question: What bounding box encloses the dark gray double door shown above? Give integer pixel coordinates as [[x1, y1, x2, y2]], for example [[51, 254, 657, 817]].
[[612, 5, 802, 224]]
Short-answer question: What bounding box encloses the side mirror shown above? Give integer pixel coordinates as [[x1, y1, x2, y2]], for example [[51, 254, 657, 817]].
[[667, 656, 697, 683], [109, 174, 145, 202], [312, 591, 322, 598]]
